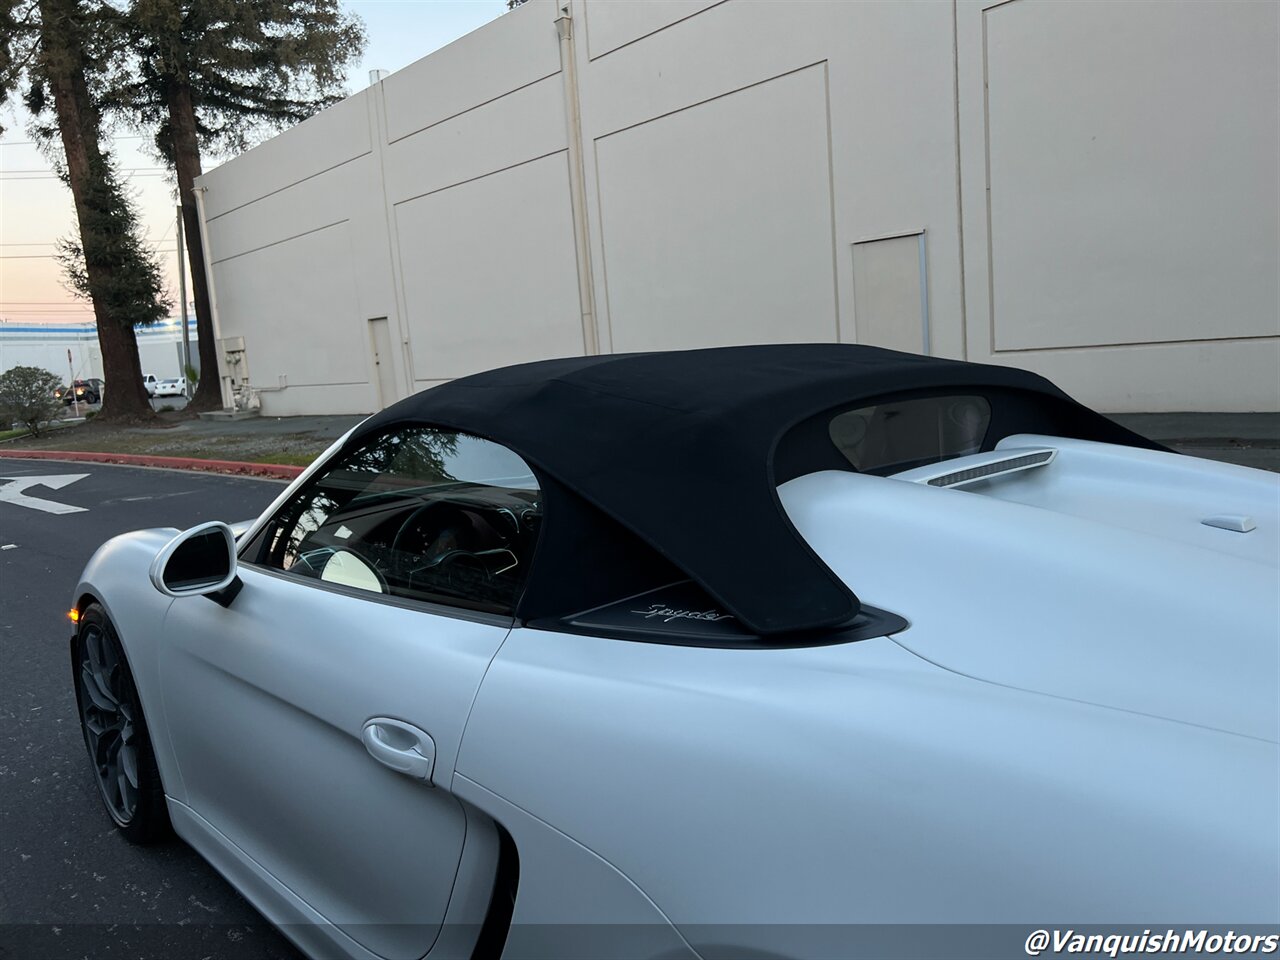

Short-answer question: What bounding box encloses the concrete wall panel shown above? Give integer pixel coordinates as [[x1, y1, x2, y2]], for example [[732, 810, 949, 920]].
[[212, 222, 372, 398], [200, 94, 372, 220], [204, 159, 373, 261], [195, 0, 1279, 414], [381, 75, 567, 205], [584, 0, 723, 60], [574, 0, 963, 355], [995, 338, 1280, 414], [983, 0, 1279, 351], [594, 63, 837, 352], [382, 0, 562, 143], [395, 152, 584, 382]]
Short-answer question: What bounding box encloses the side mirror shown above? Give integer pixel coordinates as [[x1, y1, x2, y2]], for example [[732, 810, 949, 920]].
[[149, 522, 238, 598]]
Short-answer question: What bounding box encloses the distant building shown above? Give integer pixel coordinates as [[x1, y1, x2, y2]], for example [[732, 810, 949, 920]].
[[194, 0, 1279, 416], [0, 319, 199, 383]]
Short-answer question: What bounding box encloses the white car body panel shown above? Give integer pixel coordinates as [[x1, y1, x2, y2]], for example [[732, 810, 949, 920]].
[[787, 439, 1278, 741], [165, 770, 506, 960], [158, 566, 509, 960], [456, 631, 1274, 935], [451, 776, 698, 960], [153, 378, 186, 397], [72, 425, 1279, 959]]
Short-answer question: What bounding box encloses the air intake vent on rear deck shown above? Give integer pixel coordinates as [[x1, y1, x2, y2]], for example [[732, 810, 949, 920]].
[[927, 449, 1057, 488]]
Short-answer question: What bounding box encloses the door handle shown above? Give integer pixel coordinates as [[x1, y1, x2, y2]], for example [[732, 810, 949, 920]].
[[361, 718, 436, 785]]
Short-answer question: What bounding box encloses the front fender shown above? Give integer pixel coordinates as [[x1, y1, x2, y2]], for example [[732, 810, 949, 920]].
[[73, 528, 183, 801]]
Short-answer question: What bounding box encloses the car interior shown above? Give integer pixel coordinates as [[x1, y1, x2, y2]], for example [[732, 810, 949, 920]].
[[258, 471, 542, 615]]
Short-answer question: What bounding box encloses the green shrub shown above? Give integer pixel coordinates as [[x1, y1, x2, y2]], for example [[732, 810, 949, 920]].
[[0, 366, 63, 437]]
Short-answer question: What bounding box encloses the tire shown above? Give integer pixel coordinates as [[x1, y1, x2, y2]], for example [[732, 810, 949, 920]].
[[73, 603, 172, 844]]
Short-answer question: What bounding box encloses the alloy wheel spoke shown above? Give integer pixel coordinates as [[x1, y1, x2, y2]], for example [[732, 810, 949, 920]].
[[120, 744, 139, 789], [118, 770, 136, 814], [80, 663, 117, 712], [79, 623, 140, 824]]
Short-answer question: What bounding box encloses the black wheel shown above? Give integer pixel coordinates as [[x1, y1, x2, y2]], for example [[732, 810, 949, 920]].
[[74, 604, 171, 844]]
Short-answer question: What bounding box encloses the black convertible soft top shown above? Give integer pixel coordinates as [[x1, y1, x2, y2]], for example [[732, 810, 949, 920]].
[[350, 344, 1160, 636]]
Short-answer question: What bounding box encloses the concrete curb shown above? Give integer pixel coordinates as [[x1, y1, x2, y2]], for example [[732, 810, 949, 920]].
[[0, 448, 305, 480]]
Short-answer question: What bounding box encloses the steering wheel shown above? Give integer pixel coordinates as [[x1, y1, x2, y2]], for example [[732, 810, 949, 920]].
[[390, 501, 510, 583], [389, 501, 458, 561]]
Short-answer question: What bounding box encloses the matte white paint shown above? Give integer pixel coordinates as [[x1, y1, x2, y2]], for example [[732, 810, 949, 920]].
[[158, 568, 501, 959], [72, 425, 1279, 958]]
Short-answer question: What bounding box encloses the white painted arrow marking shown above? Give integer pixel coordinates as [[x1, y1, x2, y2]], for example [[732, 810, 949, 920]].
[[0, 474, 90, 515]]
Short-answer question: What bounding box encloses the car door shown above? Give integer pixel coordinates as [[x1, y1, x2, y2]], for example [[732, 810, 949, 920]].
[[158, 425, 543, 960]]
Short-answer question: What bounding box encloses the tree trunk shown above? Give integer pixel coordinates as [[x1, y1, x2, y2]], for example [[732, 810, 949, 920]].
[[38, 0, 153, 421], [168, 83, 223, 411]]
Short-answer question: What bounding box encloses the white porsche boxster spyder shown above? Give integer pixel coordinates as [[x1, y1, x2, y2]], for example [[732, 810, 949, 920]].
[[70, 345, 1278, 960]]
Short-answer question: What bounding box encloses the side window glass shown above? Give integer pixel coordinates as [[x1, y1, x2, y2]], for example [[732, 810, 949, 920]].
[[252, 427, 541, 616]]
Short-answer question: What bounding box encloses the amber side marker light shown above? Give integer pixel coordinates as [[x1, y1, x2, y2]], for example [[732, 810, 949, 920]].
[[67, 609, 80, 624]]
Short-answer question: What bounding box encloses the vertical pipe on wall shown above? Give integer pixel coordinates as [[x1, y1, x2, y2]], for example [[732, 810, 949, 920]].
[[176, 205, 191, 396], [191, 185, 230, 409], [556, 3, 600, 356], [367, 77, 412, 401], [918, 231, 931, 356]]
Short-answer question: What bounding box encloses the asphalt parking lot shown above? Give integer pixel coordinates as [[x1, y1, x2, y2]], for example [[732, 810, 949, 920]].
[[0, 462, 300, 959]]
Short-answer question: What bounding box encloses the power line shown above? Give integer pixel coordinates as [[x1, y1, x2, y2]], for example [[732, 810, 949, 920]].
[[151, 217, 176, 251], [0, 136, 149, 147], [1, 248, 178, 259], [0, 167, 166, 174], [3, 238, 180, 247], [1, 172, 171, 180]]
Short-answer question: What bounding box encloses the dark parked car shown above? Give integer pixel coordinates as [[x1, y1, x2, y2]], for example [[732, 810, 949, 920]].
[[56, 378, 104, 404]]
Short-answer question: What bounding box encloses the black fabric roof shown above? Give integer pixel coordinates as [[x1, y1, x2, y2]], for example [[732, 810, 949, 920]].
[[350, 344, 1162, 636]]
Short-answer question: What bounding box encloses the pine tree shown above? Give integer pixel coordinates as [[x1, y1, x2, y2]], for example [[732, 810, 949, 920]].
[[21, 0, 170, 420], [111, 0, 365, 411], [0, 2, 27, 133]]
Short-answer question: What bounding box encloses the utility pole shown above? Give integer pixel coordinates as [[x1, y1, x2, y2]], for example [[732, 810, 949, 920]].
[[67, 348, 79, 418], [177, 205, 191, 399]]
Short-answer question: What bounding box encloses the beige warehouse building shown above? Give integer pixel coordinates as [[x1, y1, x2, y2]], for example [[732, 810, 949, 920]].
[[194, 0, 1279, 417]]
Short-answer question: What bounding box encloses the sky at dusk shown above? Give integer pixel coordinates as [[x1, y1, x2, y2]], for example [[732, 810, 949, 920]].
[[0, 0, 507, 325]]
